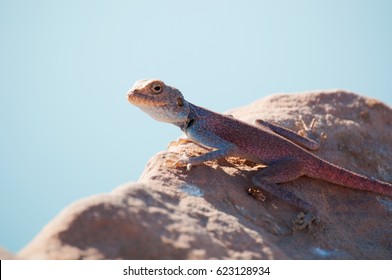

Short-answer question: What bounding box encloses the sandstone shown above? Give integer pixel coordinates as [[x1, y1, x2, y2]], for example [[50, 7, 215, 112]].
[[0, 247, 19, 260], [19, 90, 392, 259]]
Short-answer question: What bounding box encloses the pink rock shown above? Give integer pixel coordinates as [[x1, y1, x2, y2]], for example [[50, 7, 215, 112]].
[[19, 90, 392, 259]]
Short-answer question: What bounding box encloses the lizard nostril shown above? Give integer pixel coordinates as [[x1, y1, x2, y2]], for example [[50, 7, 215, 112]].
[[126, 90, 136, 98]]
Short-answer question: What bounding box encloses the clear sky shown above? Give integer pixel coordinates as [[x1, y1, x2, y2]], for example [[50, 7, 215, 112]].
[[1, 0, 391, 253]]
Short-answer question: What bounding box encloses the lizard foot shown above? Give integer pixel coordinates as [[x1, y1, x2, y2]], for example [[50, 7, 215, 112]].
[[165, 153, 192, 171], [292, 211, 317, 231], [296, 117, 326, 142]]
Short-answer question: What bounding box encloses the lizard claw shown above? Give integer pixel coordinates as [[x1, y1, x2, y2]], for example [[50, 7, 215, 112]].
[[292, 211, 317, 231], [168, 153, 192, 170], [297, 117, 326, 142], [297, 117, 316, 138]]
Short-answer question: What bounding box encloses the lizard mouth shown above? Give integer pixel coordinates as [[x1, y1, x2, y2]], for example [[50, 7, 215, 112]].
[[127, 90, 168, 107]]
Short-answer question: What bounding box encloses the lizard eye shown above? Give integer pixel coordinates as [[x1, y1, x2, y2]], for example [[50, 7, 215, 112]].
[[150, 82, 163, 94]]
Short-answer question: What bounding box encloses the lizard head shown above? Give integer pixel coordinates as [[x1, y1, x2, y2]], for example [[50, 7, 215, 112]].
[[126, 79, 190, 124]]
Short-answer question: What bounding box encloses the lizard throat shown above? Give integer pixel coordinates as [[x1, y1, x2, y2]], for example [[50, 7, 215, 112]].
[[174, 118, 193, 131]]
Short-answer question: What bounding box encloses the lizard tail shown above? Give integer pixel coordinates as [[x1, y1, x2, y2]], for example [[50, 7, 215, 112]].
[[307, 158, 392, 196]]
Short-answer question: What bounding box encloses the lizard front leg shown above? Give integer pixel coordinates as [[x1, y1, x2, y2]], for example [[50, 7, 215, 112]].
[[172, 143, 237, 170], [172, 125, 240, 170]]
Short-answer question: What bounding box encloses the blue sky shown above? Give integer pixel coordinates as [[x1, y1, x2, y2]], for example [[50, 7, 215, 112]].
[[1, 0, 391, 252]]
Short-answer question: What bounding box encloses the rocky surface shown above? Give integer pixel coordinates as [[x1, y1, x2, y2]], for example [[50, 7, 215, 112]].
[[0, 247, 19, 260], [18, 90, 392, 259]]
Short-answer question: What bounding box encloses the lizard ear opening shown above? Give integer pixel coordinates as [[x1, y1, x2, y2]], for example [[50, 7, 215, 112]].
[[177, 97, 184, 107]]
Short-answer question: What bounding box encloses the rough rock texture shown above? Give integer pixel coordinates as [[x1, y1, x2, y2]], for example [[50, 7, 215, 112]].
[[0, 247, 19, 260], [19, 90, 392, 259]]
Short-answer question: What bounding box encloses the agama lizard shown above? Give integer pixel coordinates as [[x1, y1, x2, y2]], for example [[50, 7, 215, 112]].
[[126, 79, 392, 227]]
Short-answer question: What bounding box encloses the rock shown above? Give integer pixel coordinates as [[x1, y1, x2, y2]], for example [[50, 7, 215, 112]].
[[0, 247, 19, 260], [19, 90, 392, 259]]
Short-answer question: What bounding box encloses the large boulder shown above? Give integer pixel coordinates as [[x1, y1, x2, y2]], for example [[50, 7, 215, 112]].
[[19, 90, 392, 259]]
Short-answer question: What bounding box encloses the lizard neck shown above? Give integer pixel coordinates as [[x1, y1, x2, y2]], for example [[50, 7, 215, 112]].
[[174, 102, 199, 131]]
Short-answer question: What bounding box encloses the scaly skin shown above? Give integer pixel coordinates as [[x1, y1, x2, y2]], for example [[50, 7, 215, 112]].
[[127, 79, 392, 228]]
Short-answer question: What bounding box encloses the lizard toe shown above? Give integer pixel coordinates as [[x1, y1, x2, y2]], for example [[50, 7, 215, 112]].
[[292, 211, 317, 232]]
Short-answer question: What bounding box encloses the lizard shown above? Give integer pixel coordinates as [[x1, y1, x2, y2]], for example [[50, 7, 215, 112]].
[[126, 79, 392, 228]]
